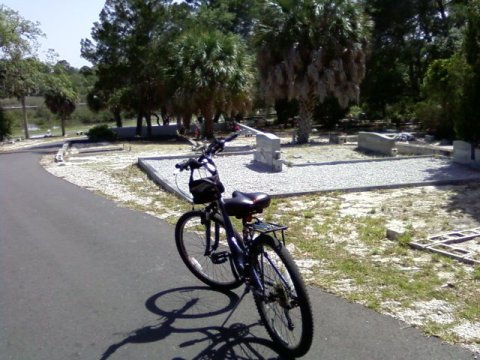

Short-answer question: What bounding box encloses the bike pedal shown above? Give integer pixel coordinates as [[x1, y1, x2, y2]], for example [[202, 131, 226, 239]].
[[211, 251, 229, 264]]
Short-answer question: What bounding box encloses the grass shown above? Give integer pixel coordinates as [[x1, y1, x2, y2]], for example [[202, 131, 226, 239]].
[[358, 216, 385, 245], [474, 267, 480, 281], [3, 97, 142, 139]]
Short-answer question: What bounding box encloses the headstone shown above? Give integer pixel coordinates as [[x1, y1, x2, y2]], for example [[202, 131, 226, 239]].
[[358, 132, 397, 156], [453, 140, 480, 169], [254, 132, 282, 172]]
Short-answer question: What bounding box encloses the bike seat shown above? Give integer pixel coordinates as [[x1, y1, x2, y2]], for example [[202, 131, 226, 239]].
[[224, 191, 271, 218]]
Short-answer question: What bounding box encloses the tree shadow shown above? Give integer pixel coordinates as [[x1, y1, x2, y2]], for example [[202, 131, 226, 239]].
[[422, 161, 480, 223], [100, 286, 287, 360], [244, 161, 279, 174], [441, 182, 480, 224]]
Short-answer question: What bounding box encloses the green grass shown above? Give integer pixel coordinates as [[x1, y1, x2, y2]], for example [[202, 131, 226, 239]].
[[358, 216, 385, 245], [474, 267, 480, 281], [458, 302, 480, 322], [3, 96, 140, 139]]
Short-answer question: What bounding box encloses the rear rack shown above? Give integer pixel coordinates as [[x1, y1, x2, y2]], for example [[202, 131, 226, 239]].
[[249, 220, 288, 245], [251, 221, 288, 233]]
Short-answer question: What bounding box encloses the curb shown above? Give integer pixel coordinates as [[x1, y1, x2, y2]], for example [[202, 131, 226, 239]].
[[55, 142, 69, 163]]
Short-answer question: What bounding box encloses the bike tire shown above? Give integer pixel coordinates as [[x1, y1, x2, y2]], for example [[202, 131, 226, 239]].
[[175, 210, 243, 290], [249, 235, 313, 357]]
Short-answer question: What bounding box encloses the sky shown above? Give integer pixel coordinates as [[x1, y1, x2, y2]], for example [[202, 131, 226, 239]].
[[2, 0, 106, 68]]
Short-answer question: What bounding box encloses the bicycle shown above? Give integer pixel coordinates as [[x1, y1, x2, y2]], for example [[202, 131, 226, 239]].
[[174, 133, 313, 357]]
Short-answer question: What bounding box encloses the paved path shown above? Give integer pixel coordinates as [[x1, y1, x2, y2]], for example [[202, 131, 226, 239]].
[[140, 154, 480, 200], [0, 148, 477, 359]]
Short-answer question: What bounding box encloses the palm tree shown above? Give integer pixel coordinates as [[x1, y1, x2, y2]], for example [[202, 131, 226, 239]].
[[254, 0, 371, 143], [169, 30, 253, 138], [44, 73, 77, 136]]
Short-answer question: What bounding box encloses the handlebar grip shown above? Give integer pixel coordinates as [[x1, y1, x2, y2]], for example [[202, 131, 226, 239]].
[[175, 158, 203, 171], [175, 160, 189, 171]]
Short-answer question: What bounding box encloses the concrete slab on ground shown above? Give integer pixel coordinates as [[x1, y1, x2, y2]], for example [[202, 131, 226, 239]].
[[139, 154, 480, 201]]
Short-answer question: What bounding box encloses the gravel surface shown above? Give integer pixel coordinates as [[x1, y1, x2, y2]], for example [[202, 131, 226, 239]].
[[140, 153, 480, 200]]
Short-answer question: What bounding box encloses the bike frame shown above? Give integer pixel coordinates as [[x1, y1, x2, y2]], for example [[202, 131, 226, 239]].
[[183, 154, 249, 277], [216, 198, 247, 275], [178, 136, 289, 291]]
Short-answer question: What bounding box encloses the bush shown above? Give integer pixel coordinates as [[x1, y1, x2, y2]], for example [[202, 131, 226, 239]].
[[415, 100, 454, 138], [385, 98, 416, 126], [73, 106, 110, 124], [0, 107, 13, 141], [87, 124, 117, 142]]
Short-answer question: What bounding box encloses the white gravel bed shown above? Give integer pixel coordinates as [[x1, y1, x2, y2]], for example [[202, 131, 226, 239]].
[[140, 154, 480, 199]]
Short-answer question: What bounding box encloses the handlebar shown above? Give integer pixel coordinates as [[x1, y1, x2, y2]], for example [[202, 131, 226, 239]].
[[175, 132, 239, 172], [205, 132, 239, 156], [175, 158, 202, 171]]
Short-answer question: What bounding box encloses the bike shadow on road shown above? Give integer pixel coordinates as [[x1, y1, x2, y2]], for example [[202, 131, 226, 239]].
[[99, 286, 290, 360]]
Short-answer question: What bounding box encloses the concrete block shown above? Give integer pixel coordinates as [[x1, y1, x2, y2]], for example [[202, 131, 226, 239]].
[[386, 220, 406, 241], [396, 143, 453, 156], [254, 132, 282, 172], [256, 133, 281, 152], [453, 140, 480, 168], [358, 132, 396, 156], [235, 123, 263, 136]]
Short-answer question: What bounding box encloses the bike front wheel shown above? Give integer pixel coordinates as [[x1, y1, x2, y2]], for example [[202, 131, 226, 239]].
[[249, 235, 313, 357], [175, 210, 243, 290]]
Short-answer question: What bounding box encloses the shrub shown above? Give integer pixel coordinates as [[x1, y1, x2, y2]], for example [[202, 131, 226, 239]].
[[87, 124, 117, 142], [414, 100, 443, 134], [0, 107, 13, 141], [73, 106, 110, 124]]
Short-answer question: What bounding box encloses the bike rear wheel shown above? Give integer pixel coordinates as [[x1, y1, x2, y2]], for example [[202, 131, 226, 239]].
[[249, 235, 313, 357], [175, 210, 242, 290]]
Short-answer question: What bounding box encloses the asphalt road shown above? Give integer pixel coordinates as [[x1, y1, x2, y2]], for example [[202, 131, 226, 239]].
[[0, 146, 476, 360]]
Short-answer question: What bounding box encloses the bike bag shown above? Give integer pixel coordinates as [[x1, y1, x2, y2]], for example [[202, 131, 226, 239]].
[[189, 175, 225, 204]]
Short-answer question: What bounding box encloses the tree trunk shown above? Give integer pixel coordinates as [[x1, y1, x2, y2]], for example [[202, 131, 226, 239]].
[[61, 116, 66, 137], [113, 108, 122, 127], [145, 113, 152, 138], [20, 96, 29, 139], [161, 107, 168, 124], [182, 113, 192, 132], [204, 114, 214, 139], [297, 99, 315, 144], [135, 112, 143, 136], [202, 103, 215, 139]]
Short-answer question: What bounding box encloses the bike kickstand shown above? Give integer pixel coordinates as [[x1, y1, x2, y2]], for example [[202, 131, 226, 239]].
[[220, 285, 250, 328]]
